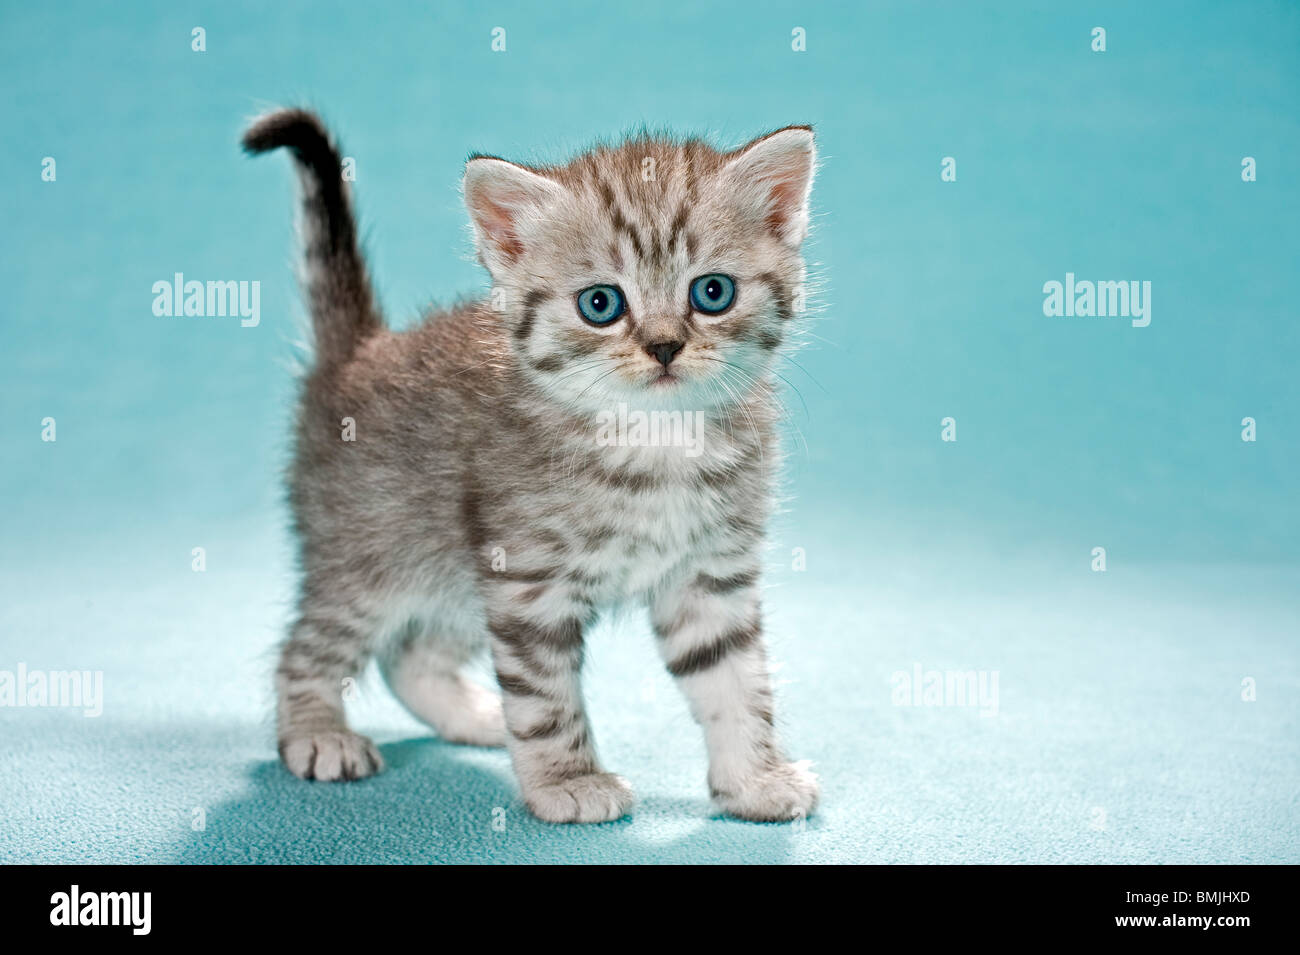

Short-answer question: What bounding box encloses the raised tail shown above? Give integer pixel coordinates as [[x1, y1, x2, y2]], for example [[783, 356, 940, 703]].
[[242, 108, 381, 368]]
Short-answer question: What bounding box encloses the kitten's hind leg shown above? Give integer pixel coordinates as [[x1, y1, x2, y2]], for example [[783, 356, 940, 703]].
[[377, 623, 506, 748], [277, 610, 384, 782]]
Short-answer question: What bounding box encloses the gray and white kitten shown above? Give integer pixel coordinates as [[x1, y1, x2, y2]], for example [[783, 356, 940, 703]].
[[243, 109, 819, 823]]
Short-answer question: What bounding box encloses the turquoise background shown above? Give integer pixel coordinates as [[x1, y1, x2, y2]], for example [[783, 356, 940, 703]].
[[1, 1, 1296, 863]]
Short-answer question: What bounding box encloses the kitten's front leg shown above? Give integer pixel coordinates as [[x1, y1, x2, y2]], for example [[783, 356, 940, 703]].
[[486, 584, 633, 823], [650, 569, 819, 822]]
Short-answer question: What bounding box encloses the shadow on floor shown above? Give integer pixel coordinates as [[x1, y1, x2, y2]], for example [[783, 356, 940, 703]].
[[172, 735, 800, 864]]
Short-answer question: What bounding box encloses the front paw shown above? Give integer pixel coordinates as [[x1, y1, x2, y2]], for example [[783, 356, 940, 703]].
[[524, 773, 635, 824], [280, 730, 384, 782], [714, 760, 819, 822]]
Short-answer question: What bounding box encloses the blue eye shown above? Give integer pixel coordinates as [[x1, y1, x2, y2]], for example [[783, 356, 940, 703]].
[[576, 285, 626, 326], [689, 274, 736, 314]]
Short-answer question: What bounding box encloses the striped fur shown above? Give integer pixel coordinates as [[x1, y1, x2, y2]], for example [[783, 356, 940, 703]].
[[246, 109, 819, 823]]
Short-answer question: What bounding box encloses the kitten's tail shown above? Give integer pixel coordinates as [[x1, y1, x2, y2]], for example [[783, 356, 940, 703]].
[[242, 108, 382, 368]]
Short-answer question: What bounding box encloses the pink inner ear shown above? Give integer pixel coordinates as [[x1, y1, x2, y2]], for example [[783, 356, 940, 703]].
[[766, 174, 805, 235], [479, 197, 525, 261]]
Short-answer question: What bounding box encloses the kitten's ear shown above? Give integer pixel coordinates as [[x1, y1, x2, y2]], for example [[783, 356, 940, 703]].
[[721, 126, 816, 247], [463, 157, 563, 268]]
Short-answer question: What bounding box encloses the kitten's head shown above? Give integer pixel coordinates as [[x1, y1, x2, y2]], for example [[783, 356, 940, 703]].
[[463, 127, 815, 415]]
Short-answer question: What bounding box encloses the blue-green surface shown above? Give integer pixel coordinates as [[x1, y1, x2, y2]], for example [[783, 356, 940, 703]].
[[1, 1, 1297, 863]]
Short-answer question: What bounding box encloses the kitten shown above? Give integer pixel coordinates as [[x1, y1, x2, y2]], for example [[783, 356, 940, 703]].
[[242, 109, 819, 823]]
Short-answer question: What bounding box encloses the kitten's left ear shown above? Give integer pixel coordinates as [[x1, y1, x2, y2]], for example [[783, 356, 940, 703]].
[[463, 156, 564, 270], [722, 126, 817, 247]]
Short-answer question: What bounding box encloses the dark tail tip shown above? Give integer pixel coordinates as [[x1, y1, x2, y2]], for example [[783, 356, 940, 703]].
[[242, 108, 348, 237], [241, 108, 334, 157], [242, 110, 347, 198]]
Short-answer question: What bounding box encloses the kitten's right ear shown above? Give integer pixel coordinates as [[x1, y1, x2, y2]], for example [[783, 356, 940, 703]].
[[721, 126, 816, 248], [463, 157, 563, 269]]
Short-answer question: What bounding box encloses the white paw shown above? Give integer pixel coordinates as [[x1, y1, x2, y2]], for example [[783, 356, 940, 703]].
[[524, 773, 635, 824], [280, 730, 384, 782], [387, 669, 507, 748], [435, 681, 507, 748], [714, 760, 819, 822]]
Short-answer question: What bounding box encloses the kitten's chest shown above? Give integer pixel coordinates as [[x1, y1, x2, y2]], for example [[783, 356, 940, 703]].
[[515, 418, 771, 602], [563, 471, 735, 600], [553, 433, 759, 597]]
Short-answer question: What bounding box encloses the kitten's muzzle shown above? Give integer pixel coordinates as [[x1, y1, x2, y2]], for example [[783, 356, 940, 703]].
[[646, 340, 685, 368]]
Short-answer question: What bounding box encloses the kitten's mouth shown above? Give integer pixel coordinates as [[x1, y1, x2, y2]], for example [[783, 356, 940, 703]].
[[650, 371, 680, 386]]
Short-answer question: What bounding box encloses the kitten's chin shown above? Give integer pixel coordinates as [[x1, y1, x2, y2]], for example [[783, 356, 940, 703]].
[[544, 366, 759, 417], [628, 373, 739, 414], [637, 370, 708, 410]]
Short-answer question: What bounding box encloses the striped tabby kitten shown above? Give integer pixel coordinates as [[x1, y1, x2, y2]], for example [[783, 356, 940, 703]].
[[243, 109, 818, 823]]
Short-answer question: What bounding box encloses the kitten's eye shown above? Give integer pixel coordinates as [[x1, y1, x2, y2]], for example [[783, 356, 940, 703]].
[[576, 285, 626, 326], [689, 274, 736, 314]]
